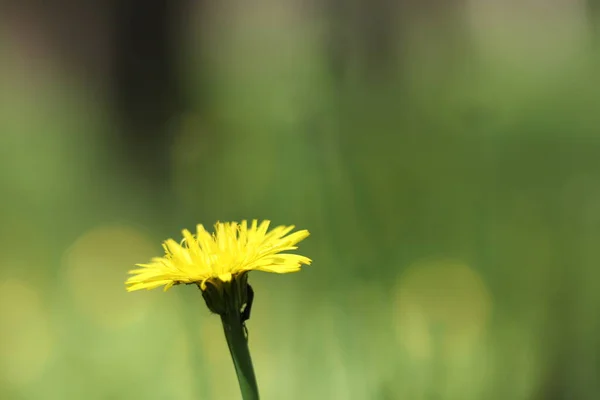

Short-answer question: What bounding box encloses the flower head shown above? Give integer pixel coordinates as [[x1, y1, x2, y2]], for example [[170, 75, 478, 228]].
[[126, 220, 311, 292]]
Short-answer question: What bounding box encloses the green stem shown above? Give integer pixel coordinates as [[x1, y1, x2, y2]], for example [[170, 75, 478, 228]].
[[220, 313, 260, 400]]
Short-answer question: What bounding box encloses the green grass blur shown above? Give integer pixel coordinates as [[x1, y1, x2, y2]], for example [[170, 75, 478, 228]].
[[1, 4, 600, 400]]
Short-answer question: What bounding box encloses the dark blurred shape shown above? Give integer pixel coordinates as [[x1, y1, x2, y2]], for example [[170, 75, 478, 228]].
[[111, 0, 189, 189], [325, 0, 399, 84], [535, 363, 569, 400], [325, 0, 469, 85], [325, 0, 354, 84], [3, 0, 192, 193], [589, 0, 600, 48], [403, 0, 471, 76]]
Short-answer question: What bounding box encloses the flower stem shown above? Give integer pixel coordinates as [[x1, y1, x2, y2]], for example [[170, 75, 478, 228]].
[[220, 313, 260, 400]]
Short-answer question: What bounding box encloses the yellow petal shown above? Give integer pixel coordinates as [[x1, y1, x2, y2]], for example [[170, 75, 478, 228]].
[[218, 272, 232, 282]]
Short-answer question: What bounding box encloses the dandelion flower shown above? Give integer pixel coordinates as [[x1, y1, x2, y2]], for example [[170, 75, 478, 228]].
[[126, 219, 312, 400], [126, 219, 311, 293]]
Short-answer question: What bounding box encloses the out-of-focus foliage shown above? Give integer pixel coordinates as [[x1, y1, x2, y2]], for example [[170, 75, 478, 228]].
[[1, 1, 600, 399]]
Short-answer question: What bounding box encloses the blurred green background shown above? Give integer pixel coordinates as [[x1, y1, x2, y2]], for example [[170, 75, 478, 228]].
[[1, 1, 600, 399]]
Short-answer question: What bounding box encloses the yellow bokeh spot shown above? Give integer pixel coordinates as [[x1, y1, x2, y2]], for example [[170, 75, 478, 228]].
[[0, 279, 53, 386], [63, 225, 157, 329], [394, 259, 492, 361]]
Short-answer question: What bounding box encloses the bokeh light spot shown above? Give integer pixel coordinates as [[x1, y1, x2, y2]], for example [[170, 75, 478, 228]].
[[394, 259, 492, 361], [63, 225, 157, 329], [0, 279, 53, 386]]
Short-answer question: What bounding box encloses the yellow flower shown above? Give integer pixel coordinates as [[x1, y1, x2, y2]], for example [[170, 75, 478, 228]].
[[126, 220, 311, 292]]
